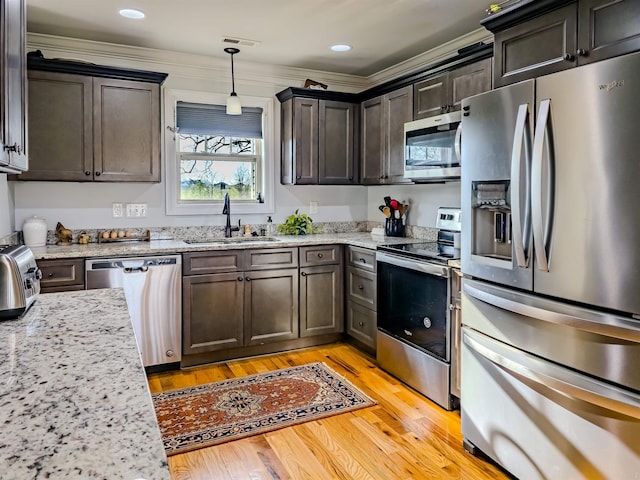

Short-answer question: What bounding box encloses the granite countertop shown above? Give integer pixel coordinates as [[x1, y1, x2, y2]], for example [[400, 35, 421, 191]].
[[0, 289, 170, 480], [29, 232, 424, 260]]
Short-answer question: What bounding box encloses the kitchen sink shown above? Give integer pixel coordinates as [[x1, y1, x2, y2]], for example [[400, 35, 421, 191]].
[[184, 237, 281, 245]]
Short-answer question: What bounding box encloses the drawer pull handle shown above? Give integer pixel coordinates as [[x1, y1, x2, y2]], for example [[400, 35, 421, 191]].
[[317, 253, 324, 258], [301, 272, 307, 277], [359, 258, 366, 263], [48, 272, 54, 277], [358, 321, 364, 327], [358, 284, 364, 290]]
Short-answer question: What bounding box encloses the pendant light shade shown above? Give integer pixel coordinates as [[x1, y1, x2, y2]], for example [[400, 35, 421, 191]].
[[224, 47, 242, 115]]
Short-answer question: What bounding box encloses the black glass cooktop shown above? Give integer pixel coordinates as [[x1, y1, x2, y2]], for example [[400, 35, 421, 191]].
[[378, 242, 460, 264]]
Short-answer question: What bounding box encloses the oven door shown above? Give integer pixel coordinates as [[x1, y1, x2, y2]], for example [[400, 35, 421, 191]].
[[377, 251, 451, 362]]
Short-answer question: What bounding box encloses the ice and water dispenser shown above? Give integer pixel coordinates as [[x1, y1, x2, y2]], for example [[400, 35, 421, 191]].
[[470, 180, 513, 262]]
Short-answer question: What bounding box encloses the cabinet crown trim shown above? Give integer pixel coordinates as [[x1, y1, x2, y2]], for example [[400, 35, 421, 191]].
[[27, 51, 168, 84]]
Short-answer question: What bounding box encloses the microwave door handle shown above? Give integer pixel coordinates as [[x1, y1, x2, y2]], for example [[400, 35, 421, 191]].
[[454, 122, 462, 165], [532, 99, 553, 272], [510, 103, 530, 268]]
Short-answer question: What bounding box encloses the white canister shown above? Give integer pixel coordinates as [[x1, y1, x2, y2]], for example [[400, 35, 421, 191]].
[[22, 216, 48, 247]]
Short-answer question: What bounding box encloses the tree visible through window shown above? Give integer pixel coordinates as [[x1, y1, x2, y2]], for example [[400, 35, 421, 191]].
[[178, 133, 262, 202]]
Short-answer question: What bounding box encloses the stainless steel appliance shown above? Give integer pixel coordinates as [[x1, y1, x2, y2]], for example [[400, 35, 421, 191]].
[[404, 111, 462, 182], [86, 255, 181, 368], [460, 51, 640, 479], [0, 245, 41, 319], [377, 208, 461, 410]]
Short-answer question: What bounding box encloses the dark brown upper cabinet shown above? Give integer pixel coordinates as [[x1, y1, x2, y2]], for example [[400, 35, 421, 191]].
[[0, 0, 27, 174], [413, 58, 492, 119], [360, 86, 413, 185], [14, 56, 167, 182], [277, 88, 358, 185], [484, 0, 640, 87]]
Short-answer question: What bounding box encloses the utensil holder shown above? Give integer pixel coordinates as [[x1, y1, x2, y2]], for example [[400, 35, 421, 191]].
[[385, 217, 405, 237]]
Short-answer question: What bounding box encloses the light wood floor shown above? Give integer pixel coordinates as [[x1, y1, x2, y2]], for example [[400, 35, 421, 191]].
[[147, 343, 510, 480]]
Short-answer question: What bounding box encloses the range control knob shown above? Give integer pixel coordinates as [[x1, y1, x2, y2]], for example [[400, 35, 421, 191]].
[[166, 350, 174, 357], [423, 317, 432, 328]]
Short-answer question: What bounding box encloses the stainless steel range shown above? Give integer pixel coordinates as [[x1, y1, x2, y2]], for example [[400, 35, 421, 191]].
[[376, 207, 461, 410]]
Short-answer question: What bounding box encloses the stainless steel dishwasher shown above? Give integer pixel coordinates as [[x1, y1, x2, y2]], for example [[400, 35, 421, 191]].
[[86, 255, 182, 368]]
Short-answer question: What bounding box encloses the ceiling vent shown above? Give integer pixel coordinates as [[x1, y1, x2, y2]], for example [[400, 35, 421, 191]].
[[221, 37, 261, 48]]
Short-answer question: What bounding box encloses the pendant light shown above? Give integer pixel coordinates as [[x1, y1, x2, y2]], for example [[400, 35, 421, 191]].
[[224, 47, 242, 115]]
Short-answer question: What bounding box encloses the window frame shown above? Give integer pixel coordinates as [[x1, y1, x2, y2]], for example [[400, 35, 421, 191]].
[[164, 89, 275, 215]]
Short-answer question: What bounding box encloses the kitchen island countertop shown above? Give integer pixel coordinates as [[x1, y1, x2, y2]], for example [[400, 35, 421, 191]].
[[29, 232, 424, 260], [0, 289, 170, 480]]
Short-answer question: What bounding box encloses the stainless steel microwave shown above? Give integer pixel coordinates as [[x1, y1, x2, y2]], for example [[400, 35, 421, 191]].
[[404, 111, 462, 182]]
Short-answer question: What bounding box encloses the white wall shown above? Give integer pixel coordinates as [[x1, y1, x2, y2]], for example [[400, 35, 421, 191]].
[[10, 31, 488, 233]]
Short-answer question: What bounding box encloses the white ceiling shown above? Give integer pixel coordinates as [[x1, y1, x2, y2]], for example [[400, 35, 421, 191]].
[[26, 0, 492, 77]]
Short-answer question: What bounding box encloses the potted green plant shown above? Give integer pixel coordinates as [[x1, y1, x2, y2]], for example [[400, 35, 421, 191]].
[[277, 209, 315, 235]]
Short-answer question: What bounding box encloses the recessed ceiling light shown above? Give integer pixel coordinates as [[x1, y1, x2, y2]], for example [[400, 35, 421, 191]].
[[119, 8, 145, 19], [330, 44, 352, 52]]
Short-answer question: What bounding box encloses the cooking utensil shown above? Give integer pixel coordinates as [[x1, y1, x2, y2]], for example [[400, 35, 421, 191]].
[[378, 205, 386, 214], [382, 206, 392, 218], [384, 196, 392, 207], [390, 199, 399, 210]]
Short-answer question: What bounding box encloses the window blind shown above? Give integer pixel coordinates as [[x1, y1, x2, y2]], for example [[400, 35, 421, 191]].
[[176, 102, 263, 138]]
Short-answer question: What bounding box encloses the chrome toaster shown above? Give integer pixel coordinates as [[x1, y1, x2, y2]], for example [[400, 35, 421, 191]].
[[0, 245, 41, 319]]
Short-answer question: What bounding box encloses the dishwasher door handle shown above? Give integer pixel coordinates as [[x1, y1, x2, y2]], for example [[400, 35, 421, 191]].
[[124, 266, 149, 273]]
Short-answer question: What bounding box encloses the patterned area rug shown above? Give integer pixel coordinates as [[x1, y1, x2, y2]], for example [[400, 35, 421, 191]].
[[152, 362, 377, 455]]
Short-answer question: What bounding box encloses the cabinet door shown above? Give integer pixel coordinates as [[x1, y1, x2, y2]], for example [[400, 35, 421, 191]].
[[182, 273, 244, 354], [18, 71, 93, 181], [299, 264, 344, 337], [93, 78, 160, 182], [413, 72, 449, 119], [577, 0, 640, 65], [384, 85, 413, 182], [244, 268, 299, 345], [318, 100, 356, 184], [360, 95, 385, 185], [0, 0, 27, 172], [291, 97, 318, 184], [449, 58, 492, 111], [494, 3, 578, 86]]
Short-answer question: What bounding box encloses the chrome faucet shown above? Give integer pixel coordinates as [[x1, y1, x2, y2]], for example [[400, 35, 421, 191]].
[[222, 192, 240, 238]]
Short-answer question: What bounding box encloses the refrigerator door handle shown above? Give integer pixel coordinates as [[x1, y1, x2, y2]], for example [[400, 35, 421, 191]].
[[454, 122, 462, 165], [510, 103, 530, 268], [464, 280, 640, 342], [532, 99, 554, 271], [463, 329, 640, 419]]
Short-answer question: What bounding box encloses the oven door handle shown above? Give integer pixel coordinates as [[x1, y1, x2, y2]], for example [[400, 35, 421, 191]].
[[377, 251, 450, 277], [463, 328, 640, 419]]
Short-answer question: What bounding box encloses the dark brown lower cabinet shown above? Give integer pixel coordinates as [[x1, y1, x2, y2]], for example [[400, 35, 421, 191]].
[[183, 266, 298, 355], [244, 268, 299, 345], [299, 264, 344, 337], [182, 272, 244, 354]]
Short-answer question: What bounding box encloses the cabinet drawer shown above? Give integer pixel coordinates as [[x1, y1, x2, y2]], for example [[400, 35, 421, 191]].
[[347, 266, 376, 309], [347, 301, 376, 349], [246, 248, 298, 270], [38, 258, 85, 292], [183, 251, 244, 275], [347, 246, 376, 272], [299, 245, 341, 266]]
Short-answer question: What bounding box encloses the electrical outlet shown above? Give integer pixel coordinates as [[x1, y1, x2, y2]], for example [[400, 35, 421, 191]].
[[309, 201, 318, 214], [126, 203, 148, 217], [112, 202, 124, 218]]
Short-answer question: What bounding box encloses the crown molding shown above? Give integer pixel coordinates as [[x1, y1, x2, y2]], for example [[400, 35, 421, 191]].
[[366, 28, 493, 86], [26, 33, 369, 93]]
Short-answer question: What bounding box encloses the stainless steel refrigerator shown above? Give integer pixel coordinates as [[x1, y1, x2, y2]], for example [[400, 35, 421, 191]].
[[460, 51, 640, 479]]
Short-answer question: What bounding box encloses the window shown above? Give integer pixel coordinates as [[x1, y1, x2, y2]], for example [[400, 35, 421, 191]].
[[165, 90, 275, 215]]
